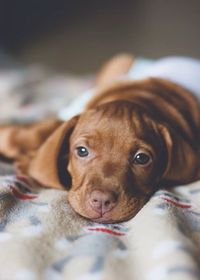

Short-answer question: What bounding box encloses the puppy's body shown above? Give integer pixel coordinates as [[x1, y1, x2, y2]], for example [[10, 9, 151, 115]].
[[0, 55, 199, 223]]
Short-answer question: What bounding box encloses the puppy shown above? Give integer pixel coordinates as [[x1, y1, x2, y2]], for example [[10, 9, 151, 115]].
[[0, 54, 199, 223]]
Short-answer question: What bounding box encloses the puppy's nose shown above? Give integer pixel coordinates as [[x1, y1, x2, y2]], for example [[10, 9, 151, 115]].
[[89, 190, 118, 215]]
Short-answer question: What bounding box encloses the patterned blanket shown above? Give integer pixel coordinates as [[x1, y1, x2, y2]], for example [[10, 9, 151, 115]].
[[0, 57, 200, 280], [0, 173, 200, 280]]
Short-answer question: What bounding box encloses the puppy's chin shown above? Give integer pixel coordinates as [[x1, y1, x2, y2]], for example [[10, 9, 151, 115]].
[[67, 191, 145, 223], [73, 205, 137, 224]]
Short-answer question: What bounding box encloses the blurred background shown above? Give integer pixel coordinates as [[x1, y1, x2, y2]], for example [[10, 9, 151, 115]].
[[0, 0, 200, 124], [1, 0, 200, 74]]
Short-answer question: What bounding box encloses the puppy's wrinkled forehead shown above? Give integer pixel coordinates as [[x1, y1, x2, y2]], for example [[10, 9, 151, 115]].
[[71, 101, 156, 147]]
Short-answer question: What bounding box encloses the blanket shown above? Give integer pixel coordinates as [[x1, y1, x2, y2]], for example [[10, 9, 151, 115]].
[[0, 55, 200, 280]]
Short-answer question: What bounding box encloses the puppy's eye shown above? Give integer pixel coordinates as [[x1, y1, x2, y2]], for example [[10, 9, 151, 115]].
[[133, 152, 151, 165], [76, 146, 89, 157]]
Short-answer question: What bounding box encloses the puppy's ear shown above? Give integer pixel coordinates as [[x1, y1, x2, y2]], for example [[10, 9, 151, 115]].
[[160, 124, 200, 185], [28, 115, 79, 190], [96, 53, 134, 86]]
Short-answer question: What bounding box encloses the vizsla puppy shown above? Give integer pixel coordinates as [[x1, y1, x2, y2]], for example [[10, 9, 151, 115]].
[[0, 55, 200, 223]]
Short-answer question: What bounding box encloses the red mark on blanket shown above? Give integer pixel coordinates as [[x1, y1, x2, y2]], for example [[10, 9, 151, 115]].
[[87, 227, 126, 236], [162, 197, 191, 209], [10, 186, 38, 200]]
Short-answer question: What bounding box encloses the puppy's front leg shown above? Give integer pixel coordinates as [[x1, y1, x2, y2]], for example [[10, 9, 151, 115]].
[[0, 125, 21, 159], [0, 120, 62, 160]]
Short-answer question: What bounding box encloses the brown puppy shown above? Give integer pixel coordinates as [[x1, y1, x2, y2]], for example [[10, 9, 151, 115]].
[[0, 56, 200, 223]]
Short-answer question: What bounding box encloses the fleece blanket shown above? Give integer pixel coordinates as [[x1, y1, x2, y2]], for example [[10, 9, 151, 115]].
[[0, 56, 200, 280]]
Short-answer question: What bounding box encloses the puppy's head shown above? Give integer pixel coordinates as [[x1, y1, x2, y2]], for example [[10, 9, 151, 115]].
[[27, 100, 184, 223], [66, 101, 170, 223]]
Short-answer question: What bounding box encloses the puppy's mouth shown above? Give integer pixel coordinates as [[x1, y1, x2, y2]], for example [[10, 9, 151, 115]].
[[68, 195, 118, 223], [69, 199, 133, 224], [79, 209, 133, 224], [68, 189, 144, 224], [85, 210, 116, 224], [79, 206, 116, 223]]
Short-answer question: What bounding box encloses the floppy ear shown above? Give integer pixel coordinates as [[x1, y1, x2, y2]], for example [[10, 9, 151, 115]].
[[160, 124, 200, 185], [27, 115, 80, 190]]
